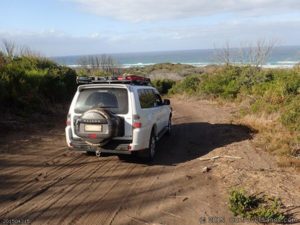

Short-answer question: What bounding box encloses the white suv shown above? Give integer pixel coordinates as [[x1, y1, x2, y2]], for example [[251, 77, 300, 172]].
[[65, 75, 172, 161]]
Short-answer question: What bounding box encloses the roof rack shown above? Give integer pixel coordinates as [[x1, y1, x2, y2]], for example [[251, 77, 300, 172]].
[[77, 75, 151, 86]]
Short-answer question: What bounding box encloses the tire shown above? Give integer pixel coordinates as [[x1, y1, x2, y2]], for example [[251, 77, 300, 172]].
[[166, 117, 172, 136], [75, 108, 123, 146], [137, 130, 156, 162]]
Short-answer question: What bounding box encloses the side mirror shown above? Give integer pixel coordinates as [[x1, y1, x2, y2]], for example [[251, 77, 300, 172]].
[[163, 99, 170, 105]]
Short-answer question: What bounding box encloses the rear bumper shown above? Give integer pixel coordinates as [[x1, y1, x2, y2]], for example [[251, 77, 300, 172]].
[[70, 139, 132, 154], [65, 126, 146, 154]]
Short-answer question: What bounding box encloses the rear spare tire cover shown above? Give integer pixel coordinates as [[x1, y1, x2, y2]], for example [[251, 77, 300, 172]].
[[75, 108, 115, 146]]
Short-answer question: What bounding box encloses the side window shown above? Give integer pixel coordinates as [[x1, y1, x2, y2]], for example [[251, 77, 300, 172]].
[[138, 89, 156, 108]]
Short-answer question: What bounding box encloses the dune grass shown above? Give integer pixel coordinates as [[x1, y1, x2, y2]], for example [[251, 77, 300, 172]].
[[229, 189, 287, 223]]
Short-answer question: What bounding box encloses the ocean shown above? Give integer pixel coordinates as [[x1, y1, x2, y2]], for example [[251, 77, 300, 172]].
[[52, 45, 300, 68]]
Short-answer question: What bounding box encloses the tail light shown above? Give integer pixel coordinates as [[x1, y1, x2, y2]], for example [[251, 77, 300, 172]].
[[132, 114, 142, 129], [66, 114, 71, 126], [133, 122, 142, 128]]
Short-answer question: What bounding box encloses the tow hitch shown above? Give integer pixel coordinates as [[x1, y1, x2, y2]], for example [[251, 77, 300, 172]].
[[96, 150, 101, 157]]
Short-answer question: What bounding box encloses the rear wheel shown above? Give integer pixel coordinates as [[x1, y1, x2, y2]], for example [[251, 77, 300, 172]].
[[149, 133, 156, 159], [137, 130, 156, 162]]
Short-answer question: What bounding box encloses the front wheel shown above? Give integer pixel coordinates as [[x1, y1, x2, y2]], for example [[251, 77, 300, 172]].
[[166, 118, 172, 136]]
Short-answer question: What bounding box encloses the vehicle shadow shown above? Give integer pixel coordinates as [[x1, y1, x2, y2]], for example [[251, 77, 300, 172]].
[[120, 122, 254, 166]]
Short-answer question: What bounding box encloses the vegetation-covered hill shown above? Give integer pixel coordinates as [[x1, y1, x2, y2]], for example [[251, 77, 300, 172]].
[[0, 53, 77, 115], [124, 63, 220, 80]]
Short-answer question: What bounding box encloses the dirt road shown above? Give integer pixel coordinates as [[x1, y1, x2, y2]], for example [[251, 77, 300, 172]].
[[1, 98, 299, 225]]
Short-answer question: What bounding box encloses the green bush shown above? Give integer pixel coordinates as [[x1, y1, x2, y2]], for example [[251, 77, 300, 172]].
[[229, 189, 286, 223], [206, 66, 249, 98], [229, 189, 260, 217], [200, 73, 241, 98], [170, 75, 200, 95], [281, 96, 300, 132], [0, 55, 77, 114], [151, 79, 176, 95]]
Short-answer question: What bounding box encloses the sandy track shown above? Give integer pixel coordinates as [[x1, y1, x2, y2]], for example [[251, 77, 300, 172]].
[[1, 98, 299, 225]]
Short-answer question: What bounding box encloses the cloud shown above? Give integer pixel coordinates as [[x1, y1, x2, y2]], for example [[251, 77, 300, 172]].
[[69, 0, 300, 22], [0, 30, 101, 56], [1, 16, 300, 56]]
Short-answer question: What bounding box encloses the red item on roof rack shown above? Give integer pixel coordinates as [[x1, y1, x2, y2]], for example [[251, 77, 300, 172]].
[[117, 74, 150, 82]]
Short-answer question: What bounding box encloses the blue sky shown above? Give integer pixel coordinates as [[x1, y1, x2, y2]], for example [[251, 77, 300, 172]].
[[0, 0, 300, 56]]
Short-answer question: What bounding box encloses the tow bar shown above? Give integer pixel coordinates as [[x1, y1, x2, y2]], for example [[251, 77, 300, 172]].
[[96, 150, 101, 157]]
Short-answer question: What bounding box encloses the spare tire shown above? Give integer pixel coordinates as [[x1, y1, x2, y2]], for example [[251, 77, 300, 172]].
[[74, 108, 124, 146]]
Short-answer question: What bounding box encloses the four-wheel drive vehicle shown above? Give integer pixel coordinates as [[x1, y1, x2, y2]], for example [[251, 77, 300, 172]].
[[65, 75, 172, 161]]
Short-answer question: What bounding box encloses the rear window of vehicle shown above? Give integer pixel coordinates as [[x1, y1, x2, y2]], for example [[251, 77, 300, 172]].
[[75, 88, 128, 114]]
